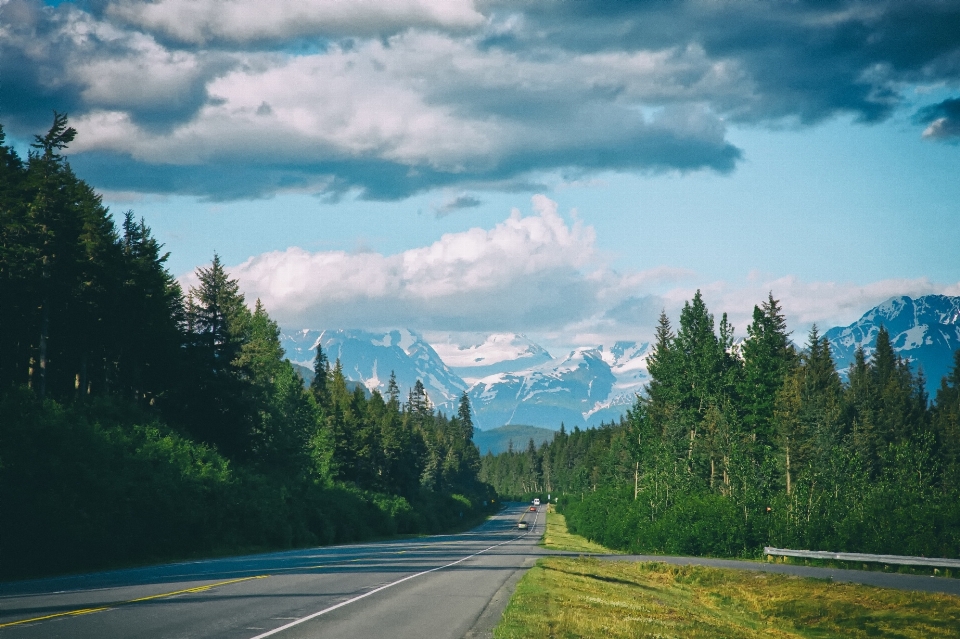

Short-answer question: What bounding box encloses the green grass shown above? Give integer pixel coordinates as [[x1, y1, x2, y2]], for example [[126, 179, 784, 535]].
[[541, 506, 619, 554], [495, 556, 960, 638]]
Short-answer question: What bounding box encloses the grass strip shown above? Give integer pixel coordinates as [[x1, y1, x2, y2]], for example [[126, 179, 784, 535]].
[[495, 556, 960, 638], [540, 506, 619, 554]]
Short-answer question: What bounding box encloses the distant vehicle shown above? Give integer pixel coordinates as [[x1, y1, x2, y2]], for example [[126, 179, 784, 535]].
[[533, 498, 541, 506], [518, 522, 528, 529], [529, 506, 536, 511]]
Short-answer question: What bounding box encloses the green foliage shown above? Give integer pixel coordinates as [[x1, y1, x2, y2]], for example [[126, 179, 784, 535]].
[[0, 115, 494, 579], [483, 291, 960, 560]]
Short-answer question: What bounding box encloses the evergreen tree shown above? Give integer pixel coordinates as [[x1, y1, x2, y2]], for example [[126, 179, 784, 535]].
[[387, 371, 400, 409], [311, 342, 330, 408], [458, 391, 474, 441], [933, 349, 960, 487], [645, 309, 679, 435], [180, 254, 254, 457], [740, 292, 796, 447]]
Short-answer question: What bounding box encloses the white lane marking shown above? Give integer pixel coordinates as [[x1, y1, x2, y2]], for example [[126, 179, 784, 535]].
[[247, 509, 539, 639]]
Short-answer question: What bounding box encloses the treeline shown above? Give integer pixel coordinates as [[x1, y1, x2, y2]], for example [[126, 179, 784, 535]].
[[482, 292, 960, 558], [479, 424, 620, 499], [0, 115, 490, 579]]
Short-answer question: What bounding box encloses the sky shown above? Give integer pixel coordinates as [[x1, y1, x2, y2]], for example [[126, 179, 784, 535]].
[[3, 0, 960, 354]]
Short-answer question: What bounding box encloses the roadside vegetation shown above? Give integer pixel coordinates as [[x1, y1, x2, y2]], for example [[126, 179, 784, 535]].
[[495, 557, 960, 639], [0, 116, 494, 580], [541, 505, 615, 555], [483, 292, 960, 559]]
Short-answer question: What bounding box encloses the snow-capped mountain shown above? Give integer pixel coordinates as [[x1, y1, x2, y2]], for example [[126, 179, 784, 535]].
[[825, 294, 960, 394], [466, 341, 651, 430], [432, 333, 553, 382], [281, 328, 650, 430], [277, 295, 960, 432], [280, 328, 467, 412]]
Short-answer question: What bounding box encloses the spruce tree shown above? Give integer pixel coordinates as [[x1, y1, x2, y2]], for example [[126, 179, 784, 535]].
[[387, 370, 400, 409], [311, 342, 330, 408], [645, 309, 678, 434], [188, 253, 249, 372], [932, 349, 960, 487], [458, 391, 474, 441], [740, 292, 796, 448], [181, 254, 254, 457]]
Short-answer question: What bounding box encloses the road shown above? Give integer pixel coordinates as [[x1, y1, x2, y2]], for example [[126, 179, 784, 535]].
[[0, 503, 543, 639], [6, 503, 958, 639]]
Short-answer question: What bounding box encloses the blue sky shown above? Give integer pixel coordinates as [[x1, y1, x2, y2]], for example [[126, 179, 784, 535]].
[[3, 0, 959, 351]]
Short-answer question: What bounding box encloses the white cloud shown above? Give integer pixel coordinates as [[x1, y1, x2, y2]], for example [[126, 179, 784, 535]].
[[106, 0, 485, 44], [658, 274, 960, 343], [55, 27, 741, 200], [228, 195, 598, 330], [67, 32, 738, 171], [175, 191, 960, 353], [5, 0, 960, 198]]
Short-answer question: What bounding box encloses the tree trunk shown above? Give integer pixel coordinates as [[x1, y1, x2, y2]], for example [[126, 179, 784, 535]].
[[785, 443, 792, 496], [38, 300, 49, 399], [80, 354, 88, 396]]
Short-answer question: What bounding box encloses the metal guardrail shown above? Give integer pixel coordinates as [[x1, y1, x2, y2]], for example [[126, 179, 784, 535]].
[[764, 546, 960, 569]]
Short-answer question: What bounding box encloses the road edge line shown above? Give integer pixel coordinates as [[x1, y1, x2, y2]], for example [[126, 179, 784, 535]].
[[248, 509, 541, 639]]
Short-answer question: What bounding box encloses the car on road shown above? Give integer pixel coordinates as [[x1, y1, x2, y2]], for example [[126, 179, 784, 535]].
[[518, 522, 528, 529], [533, 498, 541, 506], [529, 506, 537, 511]]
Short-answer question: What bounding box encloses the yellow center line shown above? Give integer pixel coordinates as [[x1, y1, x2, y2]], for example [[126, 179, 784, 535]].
[[0, 575, 268, 630]]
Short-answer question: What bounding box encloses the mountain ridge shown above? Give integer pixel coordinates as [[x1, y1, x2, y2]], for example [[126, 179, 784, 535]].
[[281, 294, 960, 431]]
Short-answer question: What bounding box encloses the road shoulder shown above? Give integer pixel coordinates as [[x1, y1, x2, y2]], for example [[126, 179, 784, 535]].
[[462, 557, 538, 639]]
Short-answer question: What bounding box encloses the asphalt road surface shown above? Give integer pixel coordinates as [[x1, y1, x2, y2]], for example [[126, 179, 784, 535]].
[[6, 504, 960, 639], [0, 503, 542, 639]]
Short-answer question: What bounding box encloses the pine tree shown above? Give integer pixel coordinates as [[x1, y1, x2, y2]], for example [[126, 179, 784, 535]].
[[188, 254, 249, 372], [311, 342, 330, 408], [458, 391, 474, 441], [932, 349, 960, 487], [387, 371, 400, 409], [25, 113, 80, 398], [180, 254, 254, 457], [846, 345, 878, 474], [740, 292, 796, 448], [645, 309, 678, 434], [775, 325, 843, 495]]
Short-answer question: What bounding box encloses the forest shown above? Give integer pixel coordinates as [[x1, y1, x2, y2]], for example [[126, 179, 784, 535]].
[[481, 292, 960, 559], [0, 115, 491, 580]]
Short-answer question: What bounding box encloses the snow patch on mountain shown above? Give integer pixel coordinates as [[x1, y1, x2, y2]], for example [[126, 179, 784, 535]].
[[280, 328, 466, 411], [465, 341, 651, 430], [824, 294, 960, 393], [433, 333, 553, 382]]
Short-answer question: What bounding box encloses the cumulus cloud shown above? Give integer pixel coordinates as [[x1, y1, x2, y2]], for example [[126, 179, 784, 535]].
[[204, 194, 960, 351], [2, 0, 959, 198], [228, 195, 599, 330], [106, 0, 485, 45], [653, 275, 960, 344]]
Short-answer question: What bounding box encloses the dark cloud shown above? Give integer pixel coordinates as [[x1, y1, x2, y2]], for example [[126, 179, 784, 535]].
[[435, 194, 482, 217], [0, 0, 87, 129], [67, 112, 740, 201], [486, 0, 960, 124], [0, 0, 232, 133], [916, 97, 960, 140], [3, 0, 959, 200]]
